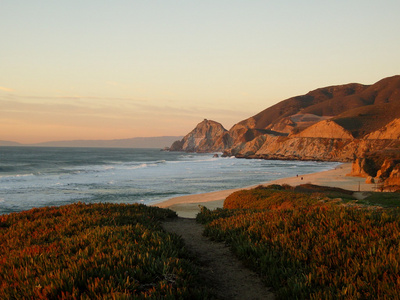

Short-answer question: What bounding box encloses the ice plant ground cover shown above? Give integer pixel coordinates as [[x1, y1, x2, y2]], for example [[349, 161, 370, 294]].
[[2, 185, 400, 299], [0, 203, 211, 299], [197, 185, 400, 299]]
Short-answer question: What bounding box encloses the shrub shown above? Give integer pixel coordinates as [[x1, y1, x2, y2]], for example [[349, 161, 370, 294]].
[[223, 188, 327, 210]]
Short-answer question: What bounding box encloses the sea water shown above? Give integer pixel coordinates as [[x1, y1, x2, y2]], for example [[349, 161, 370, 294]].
[[0, 147, 340, 215]]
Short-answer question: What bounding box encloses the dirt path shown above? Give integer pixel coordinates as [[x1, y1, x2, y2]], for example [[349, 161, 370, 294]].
[[162, 218, 275, 300]]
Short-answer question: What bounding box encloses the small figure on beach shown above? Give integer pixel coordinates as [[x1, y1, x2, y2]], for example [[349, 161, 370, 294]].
[[301, 177, 303, 180]]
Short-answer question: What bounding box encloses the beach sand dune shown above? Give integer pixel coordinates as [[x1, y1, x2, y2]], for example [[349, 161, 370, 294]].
[[156, 163, 375, 218]]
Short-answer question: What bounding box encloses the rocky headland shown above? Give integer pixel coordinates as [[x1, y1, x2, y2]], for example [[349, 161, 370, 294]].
[[168, 75, 400, 190]]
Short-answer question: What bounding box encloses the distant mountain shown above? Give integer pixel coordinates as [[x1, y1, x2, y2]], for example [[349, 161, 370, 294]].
[[0, 136, 183, 148], [0, 140, 22, 146], [31, 136, 183, 148]]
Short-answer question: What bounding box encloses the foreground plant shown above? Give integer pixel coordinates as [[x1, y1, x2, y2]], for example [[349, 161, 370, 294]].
[[0, 203, 209, 299], [197, 186, 400, 299]]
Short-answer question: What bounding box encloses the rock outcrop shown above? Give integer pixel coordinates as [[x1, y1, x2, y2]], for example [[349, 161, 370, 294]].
[[349, 152, 400, 191], [376, 159, 396, 179], [385, 165, 400, 190], [169, 119, 228, 152], [351, 158, 370, 177], [351, 157, 378, 177]]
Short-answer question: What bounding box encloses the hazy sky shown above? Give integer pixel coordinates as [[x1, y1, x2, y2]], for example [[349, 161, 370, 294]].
[[1, 1, 399, 143]]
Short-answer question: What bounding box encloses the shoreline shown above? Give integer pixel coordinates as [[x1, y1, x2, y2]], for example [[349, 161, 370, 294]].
[[155, 163, 375, 218]]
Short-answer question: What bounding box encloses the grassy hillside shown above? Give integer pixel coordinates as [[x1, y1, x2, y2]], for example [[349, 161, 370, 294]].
[[244, 83, 367, 130], [333, 101, 400, 138], [237, 75, 400, 136]]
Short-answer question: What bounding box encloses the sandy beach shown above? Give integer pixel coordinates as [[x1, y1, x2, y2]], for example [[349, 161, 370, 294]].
[[156, 163, 376, 218]]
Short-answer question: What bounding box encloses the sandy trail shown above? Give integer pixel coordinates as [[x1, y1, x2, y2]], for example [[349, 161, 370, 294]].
[[162, 217, 275, 300]]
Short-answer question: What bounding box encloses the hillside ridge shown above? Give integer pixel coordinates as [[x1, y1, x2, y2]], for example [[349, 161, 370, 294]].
[[169, 75, 400, 190]]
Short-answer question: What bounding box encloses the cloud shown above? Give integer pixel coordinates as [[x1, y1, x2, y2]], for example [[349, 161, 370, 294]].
[[0, 92, 252, 141], [1, 93, 251, 127], [0, 86, 14, 92]]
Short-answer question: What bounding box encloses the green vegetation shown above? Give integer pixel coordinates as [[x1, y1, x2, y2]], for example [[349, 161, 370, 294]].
[[0, 203, 210, 299], [223, 185, 327, 210], [360, 192, 400, 208], [197, 185, 400, 299]]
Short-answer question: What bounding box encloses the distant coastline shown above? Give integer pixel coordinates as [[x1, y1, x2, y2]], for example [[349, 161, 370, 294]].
[[0, 136, 183, 149]]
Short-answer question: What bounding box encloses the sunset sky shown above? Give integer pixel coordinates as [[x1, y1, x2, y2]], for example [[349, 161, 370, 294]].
[[1, 1, 399, 144]]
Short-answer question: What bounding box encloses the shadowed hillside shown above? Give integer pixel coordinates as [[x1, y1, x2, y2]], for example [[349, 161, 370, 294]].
[[242, 82, 368, 130], [238, 75, 400, 137]]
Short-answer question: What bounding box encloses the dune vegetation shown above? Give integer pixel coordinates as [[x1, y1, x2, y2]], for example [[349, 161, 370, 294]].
[[197, 185, 400, 299], [0, 203, 210, 299], [2, 185, 400, 299]]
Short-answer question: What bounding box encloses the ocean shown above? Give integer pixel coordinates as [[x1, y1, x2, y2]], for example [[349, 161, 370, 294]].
[[0, 147, 340, 215]]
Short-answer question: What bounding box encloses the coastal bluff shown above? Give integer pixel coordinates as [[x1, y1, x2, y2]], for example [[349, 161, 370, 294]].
[[168, 75, 400, 190]]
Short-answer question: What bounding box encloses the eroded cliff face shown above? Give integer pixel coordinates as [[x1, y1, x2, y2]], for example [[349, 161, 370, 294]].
[[385, 165, 400, 189], [225, 136, 355, 161], [365, 118, 400, 139], [292, 120, 354, 139], [256, 137, 355, 161], [349, 152, 400, 191], [223, 116, 400, 162], [170, 117, 400, 162]]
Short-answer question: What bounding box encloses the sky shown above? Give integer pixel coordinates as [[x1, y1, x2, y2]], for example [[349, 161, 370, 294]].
[[1, 1, 400, 144]]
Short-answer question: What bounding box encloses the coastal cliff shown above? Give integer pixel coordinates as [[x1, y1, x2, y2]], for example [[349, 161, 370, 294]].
[[169, 75, 400, 189]]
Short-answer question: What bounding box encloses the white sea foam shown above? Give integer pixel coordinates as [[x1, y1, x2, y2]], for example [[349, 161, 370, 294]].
[[0, 147, 340, 215]]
